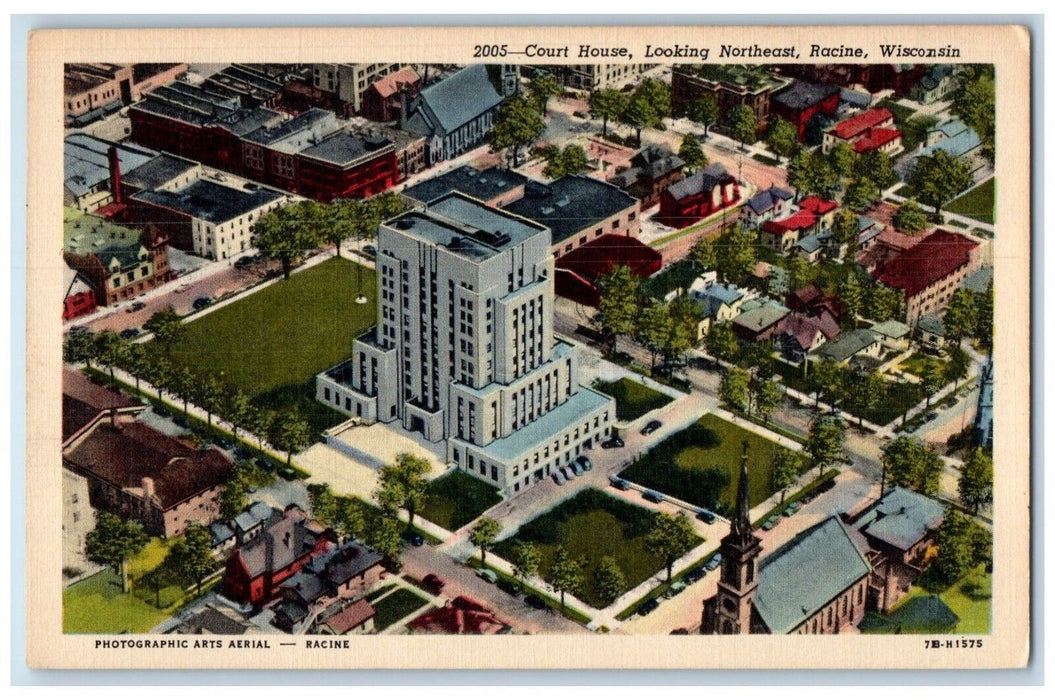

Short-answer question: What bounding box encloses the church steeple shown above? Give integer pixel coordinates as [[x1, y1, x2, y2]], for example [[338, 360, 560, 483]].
[[730, 440, 752, 543]]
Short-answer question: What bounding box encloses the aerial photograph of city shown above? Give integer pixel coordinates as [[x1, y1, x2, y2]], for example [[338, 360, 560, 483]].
[[59, 58, 996, 639]]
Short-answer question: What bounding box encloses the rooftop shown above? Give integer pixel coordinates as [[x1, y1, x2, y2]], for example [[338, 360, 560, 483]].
[[870, 319, 911, 339], [406, 64, 504, 135], [65, 133, 158, 198], [875, 229, 980, 299], [774, 81, 840, 111], [744, 185, 794, 216], [814, 328, 879, 363], [754, 516, 871, 634], [732, 298, 790, 332], [121, 153, 200, 191], [62, 368, 144, 443], [503, 176, 637, 245], [368, 67, 421, 99], [665, 163, 734, 202], [678, 64, 786, 94], [829, 108, 894, 140], [131, 178, 283, 224], [235, 510, 328, 578], [855, 487, 946, 551], [917, 314, 945, 336], [64, 207, 149, 270], [319, 598, 376, 634], [131, 81, 283, 136], [403, 165, 527, 205]]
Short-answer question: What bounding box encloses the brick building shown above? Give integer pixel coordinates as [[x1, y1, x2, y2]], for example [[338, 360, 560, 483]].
[[822, 107, 902, 156], [771, 81, 841, 142], [671, 64, 789, 126], [360, 67, 422, 122], [62, 262, 97, 321], [64, 62, 187, 125], [607, 144, 685, 209], [655, 163, 740, 229]]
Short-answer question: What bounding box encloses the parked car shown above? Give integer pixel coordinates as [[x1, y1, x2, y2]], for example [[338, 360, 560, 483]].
[[254, 458, 274, 473], [363, 244, 377, 257], [193, 296, 214, 310], [234, 446, 253, 460], [609, 476, 630, 491], [601, 436, 625, 449], [576, 455, 592, 471], [704, 554, 722, 571], [641, 420, 662, 435], [477, 568, 498, 584], [119, 328, 139, 339], [643, 490, 664, 504], [638, 599, 660, 616], [560, 466, 575, 480], [422, 574, 446, 594], [524, 594, 547, 610], [762, 515, 780, 530], [552, 471, 567, 485], [497, 578, 520, 597], [127, 301, 146, 312], [683, 566, 706, 584], [665, 581, 687, 598], [696, 509, 717, 524], [926, 411, 939, 421], [570, 462, 583, 477], [173, 415, 189, 429], [408, 532, 425, 547], [174, 283, 191, 294]]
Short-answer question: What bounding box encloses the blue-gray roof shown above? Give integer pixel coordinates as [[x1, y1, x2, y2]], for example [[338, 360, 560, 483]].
[[697, 283, 745, 317], [840, 88, 873, 108], [774, 81, 840, 110], [961, 266, 993, 294], [917, 314, 945, 336], [855, 487, 946, 551], [131, 179, 283, 224], [919, 119, 982, 160], [754, 516, 871, 634], [65, 134, 158, 198], [665, 163, 733, 202], [503, 176, 637, 245], [466, 386, 612, 462], [234, 501, 275, 534], [815, 328, 878, 362], [209, 521, 235, 547], [732, 299, 790, 332], [744, 185, 794, 216], [795, 230, 830, 254], [410, 65, 504, 135], [404, 165, 527, 204], [122, 154, 199, 191], [870, 319, 910, 339]]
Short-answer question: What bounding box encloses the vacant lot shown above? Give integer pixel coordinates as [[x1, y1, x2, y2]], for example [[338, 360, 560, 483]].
[[420, 469, 502, 531], [63, 569, 171, 634], [156, 257, 376, 435], [493, 488, 700, 608], [946, 178, 995, 225], [593, 377, 674, 422], [621, 414, 784, 512], [372, 586, 431, 632]]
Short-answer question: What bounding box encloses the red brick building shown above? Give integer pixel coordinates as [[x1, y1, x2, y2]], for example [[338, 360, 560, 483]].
[[771, 82, 841, 142], [222, 508, 331, 605], [554, 234, 663, 307], [360, 67, 422, 122], [655, 163, 740, 229], [823, 108, 902, 155], [671, 65, 789, 126], [63, 263, 97, 321]]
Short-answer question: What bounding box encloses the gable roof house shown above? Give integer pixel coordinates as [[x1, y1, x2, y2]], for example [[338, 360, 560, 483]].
[[360, 67, 422, 123], [774, 310, 842, 364], [62, 368, 146, 448], [655, 163, 740, 229], [690, 281, 749, 339], [740, 185, 795, 229], [314, 598, 378, 635], [731, 297, 791, 343], [608, 144, 686, 209], [811, 328, 882, 367], [822, 108, 902, 156], [402, 64, 505, 165], [759, 196, 838, 252]]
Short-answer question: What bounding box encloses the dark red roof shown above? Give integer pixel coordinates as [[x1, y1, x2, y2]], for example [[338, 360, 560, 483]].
[[321, 599, 376, 634], [830, 108, 894, 140], [853, 127, 901, 153], [408, 596, 507, 635], [64, 420, 235, 509], [875, 229, 979, 299], [62, 368, 144, 443], [555, 234, 662, 282], [761, 209, 817, 235], [798, 197, 839, 216]]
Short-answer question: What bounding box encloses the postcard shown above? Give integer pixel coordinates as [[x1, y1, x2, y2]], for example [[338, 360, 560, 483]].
[[25, 23, 1030, 669]]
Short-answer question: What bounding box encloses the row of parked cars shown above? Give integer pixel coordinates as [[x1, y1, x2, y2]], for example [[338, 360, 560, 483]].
[[474, 568, 548, 610], [636, 554, 724, 617], [551, 455, 592, 485]]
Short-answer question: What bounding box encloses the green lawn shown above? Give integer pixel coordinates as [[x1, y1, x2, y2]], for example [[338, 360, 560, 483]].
[[900, 351, 949, 380], [493, 488, 701, 609], [63, 569, 172, 634], [620, 414, 785, 513], [372, 586, 430, 631], [420, 469, 503, 531], [155, 257, 375, 435], [946, 178, 995, 225], [126, 537, 177, 581], [861, 566, 991, 634], [779, 367, 925, 427], [593, 377, 674, 422]]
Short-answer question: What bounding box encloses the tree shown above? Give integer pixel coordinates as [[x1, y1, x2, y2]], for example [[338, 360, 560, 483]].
[[838, 272, 863, 325], [705, 322, 739, 364], [930, 510, 976, 585], [753, 378, 783, 423], [919, 358, 946, 408], [487, 94, 545, 168], [589, 88, 628, 138], [831, 210, 860, 263], [63, 329, 98, 369], [893, 199, 930, 233], [94, 330, 127, 382], [716, 226, 756, 285], [678, 133, 707, 173], [367, 514, 405, 564], [909, 149, 973, 219], [771, 448, 803, 504], [727, 104, 758, 150], [375, 452, 431, 526], [307, 483, 339, 524], [314, 200, 354, 258], [952, 67, 995, 161], [510, 542, 541, 593], [145, 355, 173, 402], [123, 342, 150, 393], [943, 288, 978, 347], [619, 90, 656, 145], [635, 78, 671, 124], [225, 389, 253, 439], [785, 256, 811, 295], [334, 497, 366, 544], [662, 296, 699, 365], [139, 563, 175, 608], [144, 307, 185, 355], [848, 370, 885, 427], [690, 237, 718, 272], [596, 265, 640, 355], [546, 546, 584, 609], [168, 364, 195, 416], [593, 555, 626, 606], [527, 72, 562, 115], [959, 448, 993, 514], [806, 414, 845, 476], [220, 477, 248, 521], [828, 142, 857, 180], [646, 512, 696, 582], [945, 345, 971, 391], [881, 436, 943, 496], [470, 517, 502, 565], [246, 406, 271, 451], [843, 178, 880, 213], [634, 302, 671, 371], [169, 524, 215, 595], [765, 117, 797, 159], [194, 374, 224, 427], [252, 205, 320, 281], [811, 359, 845, 408], [687, 94, 719, 138], [855, 149, 897, 190], [268, 408, 311, 466], [720, 367, 752, 414], [85, 512, 147, 592], [865, 282, 903, 323], [543, 144, 590, 179], [787, 150, 814, 200]]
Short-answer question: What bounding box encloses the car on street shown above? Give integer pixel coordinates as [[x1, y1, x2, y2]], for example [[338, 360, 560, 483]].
[[363, 245, 377, 257], [408, 532, 425, 547], [665, 581, 687, 599], [762, 515, 780, 530], [570, 462, 583, 477], [119, 328, 139, 339], [560, 467, 575, 480], [643, 490, 664, 504], [552, 471, 566, 485], [641, 420, 662, 435], [524, 594, 547, 610], [422, 574, 446, 594], [477, 568, 498, 584], [609, 476, 630, 490], [193, 296, 214, 310], [174, 283, 191, 294], [696, 509, 717, 524], [127, 301, 147, 312], [575, 455, 592, 471], [497, 579, 520, 597], [683, 566, 706, 584], [601, 436, 625, 449], [926, 411, 939, 421], [704, 554, 722, 571], [254, 458, 273, 472], [637, 599, 660, 616]]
